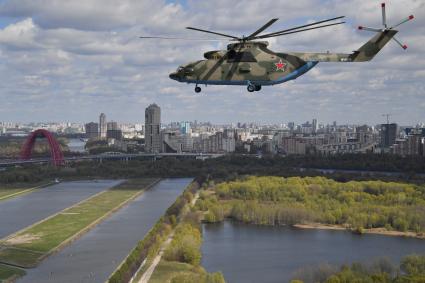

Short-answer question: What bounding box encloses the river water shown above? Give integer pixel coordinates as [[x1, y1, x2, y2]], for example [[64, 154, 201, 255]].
[[67, 138, 87, 153], [19, 178, 193, 283], [201, 221, 425, 283]]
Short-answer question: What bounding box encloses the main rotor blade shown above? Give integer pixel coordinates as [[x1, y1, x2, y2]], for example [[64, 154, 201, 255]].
[[246, 18, 279, 39], [186, 27, 240, 40], [251, 16, 345, 40], [256, 22, 345, 39], [139, 36, 229, 41], [358, 26, 382, 32]]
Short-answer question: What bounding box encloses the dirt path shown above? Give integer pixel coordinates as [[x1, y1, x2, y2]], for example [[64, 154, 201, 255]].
[[138, 231, 174, 283], [138, 191, 200, 283]]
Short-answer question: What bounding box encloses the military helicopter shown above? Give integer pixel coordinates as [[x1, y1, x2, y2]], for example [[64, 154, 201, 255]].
[[144, 3, 414, 93]]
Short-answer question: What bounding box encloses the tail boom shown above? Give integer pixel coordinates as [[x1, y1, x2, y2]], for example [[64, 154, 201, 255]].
[[287, 29, 398, 63]]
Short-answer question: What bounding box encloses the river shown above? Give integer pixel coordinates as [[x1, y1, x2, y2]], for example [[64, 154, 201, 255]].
[[67, 138, 87, 153], [18, 178, 193, 283], [201, 221, 425, 283]]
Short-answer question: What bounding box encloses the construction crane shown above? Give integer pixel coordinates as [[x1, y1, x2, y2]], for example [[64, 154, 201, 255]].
[[382, 114, 392, 124]]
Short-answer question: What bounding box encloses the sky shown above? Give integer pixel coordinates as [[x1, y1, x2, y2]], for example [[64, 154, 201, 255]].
[[0, 0, 424, 125]]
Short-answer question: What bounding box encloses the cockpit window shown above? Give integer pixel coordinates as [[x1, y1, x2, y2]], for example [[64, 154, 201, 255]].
[[227, 51, 257, 63]]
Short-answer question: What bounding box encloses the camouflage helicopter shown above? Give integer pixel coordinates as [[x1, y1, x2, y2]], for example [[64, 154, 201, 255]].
[[144, 3, 414, 93]]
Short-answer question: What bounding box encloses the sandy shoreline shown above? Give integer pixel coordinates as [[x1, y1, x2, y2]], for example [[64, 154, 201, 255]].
[[293, 223, 425, 239]]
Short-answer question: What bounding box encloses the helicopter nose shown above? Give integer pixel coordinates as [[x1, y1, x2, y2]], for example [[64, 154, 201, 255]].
[[169, 72, 179, 81]]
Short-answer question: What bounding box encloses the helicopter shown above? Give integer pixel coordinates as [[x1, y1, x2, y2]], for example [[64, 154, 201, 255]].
[[144, 3, 414, 93]]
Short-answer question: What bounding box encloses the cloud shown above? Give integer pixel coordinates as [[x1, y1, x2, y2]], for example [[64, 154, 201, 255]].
[[0, 0, 189, 31], [0, 0, 423, 125], [0, 18, 41, 50]]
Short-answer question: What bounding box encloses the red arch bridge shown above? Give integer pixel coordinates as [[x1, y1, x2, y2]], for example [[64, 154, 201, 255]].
[[20, 129, 64, 166]]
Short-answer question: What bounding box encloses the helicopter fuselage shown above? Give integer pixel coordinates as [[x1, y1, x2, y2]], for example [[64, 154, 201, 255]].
[[169, 41, 318, 92]]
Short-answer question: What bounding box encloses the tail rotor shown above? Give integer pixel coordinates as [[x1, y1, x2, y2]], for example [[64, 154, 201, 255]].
[[358, 2, 414, 50]]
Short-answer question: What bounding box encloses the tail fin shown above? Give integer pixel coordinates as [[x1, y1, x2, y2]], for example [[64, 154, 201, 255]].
[[350, 29, 397, 62]]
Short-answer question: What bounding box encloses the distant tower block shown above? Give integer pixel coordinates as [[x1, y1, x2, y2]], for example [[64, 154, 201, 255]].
[[99, 113, 107, 138], [85, 122, 99, 139], [312, 118, 318, 134], [145, 104, 161, 153]]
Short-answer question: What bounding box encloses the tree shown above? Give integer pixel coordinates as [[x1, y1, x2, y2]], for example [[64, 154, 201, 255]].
[[401, 255, 425, 276]]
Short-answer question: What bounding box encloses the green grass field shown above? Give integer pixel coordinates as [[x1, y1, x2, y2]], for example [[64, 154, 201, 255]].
[[148, 260, 197, 283], [0, 178, 158, 268], [0, 263, 25, 282], [148, 260, 224, 283]]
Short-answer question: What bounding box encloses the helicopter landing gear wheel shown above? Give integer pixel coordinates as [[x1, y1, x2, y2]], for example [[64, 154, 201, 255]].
[[255, 85, 262, 91], [195, 86, 201, 93], [247, 84, 255, 92]]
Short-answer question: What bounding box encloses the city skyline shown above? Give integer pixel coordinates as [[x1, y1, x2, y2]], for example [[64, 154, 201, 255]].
[[1, 115, 424, 128], [0, 0, 424, 124], [1, 108, 424, 158]]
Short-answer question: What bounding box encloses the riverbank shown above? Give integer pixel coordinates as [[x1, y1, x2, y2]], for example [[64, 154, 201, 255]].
[[294, 223, 425, 239], [108, 178, 225, 283], [195, 176, 425, 282], [0, 263, 25, 282], [202, 176, 425, 240], [107, 179, 200, 283], [0, 182, 53, 201]]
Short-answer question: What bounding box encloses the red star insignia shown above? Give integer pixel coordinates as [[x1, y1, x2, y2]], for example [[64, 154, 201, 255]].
[[275, 59, 286, 71]]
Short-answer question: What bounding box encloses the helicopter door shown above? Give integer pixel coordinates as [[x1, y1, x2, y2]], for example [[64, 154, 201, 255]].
[[239, 65, 251, 73]]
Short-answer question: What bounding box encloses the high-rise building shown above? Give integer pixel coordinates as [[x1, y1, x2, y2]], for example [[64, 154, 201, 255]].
[[85, 122, 99, 139], [380, 123, 398, 148], [145, 104, 161, 153], [107, 121, 118, 131], [301, 121, 313, 134], [99, 113, 107, 138], [180, 121, 191, 135], [355, 125, 374, 145], [161, 131, 194, 153], [106, 121, 122, 140], [107, 129, 122, 140], [391, 132, 425, 156], [287, 122, 295, 131], [422, 138, 425, 157], [281, 137, 306, 155], [312, 119, 318, 134]]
